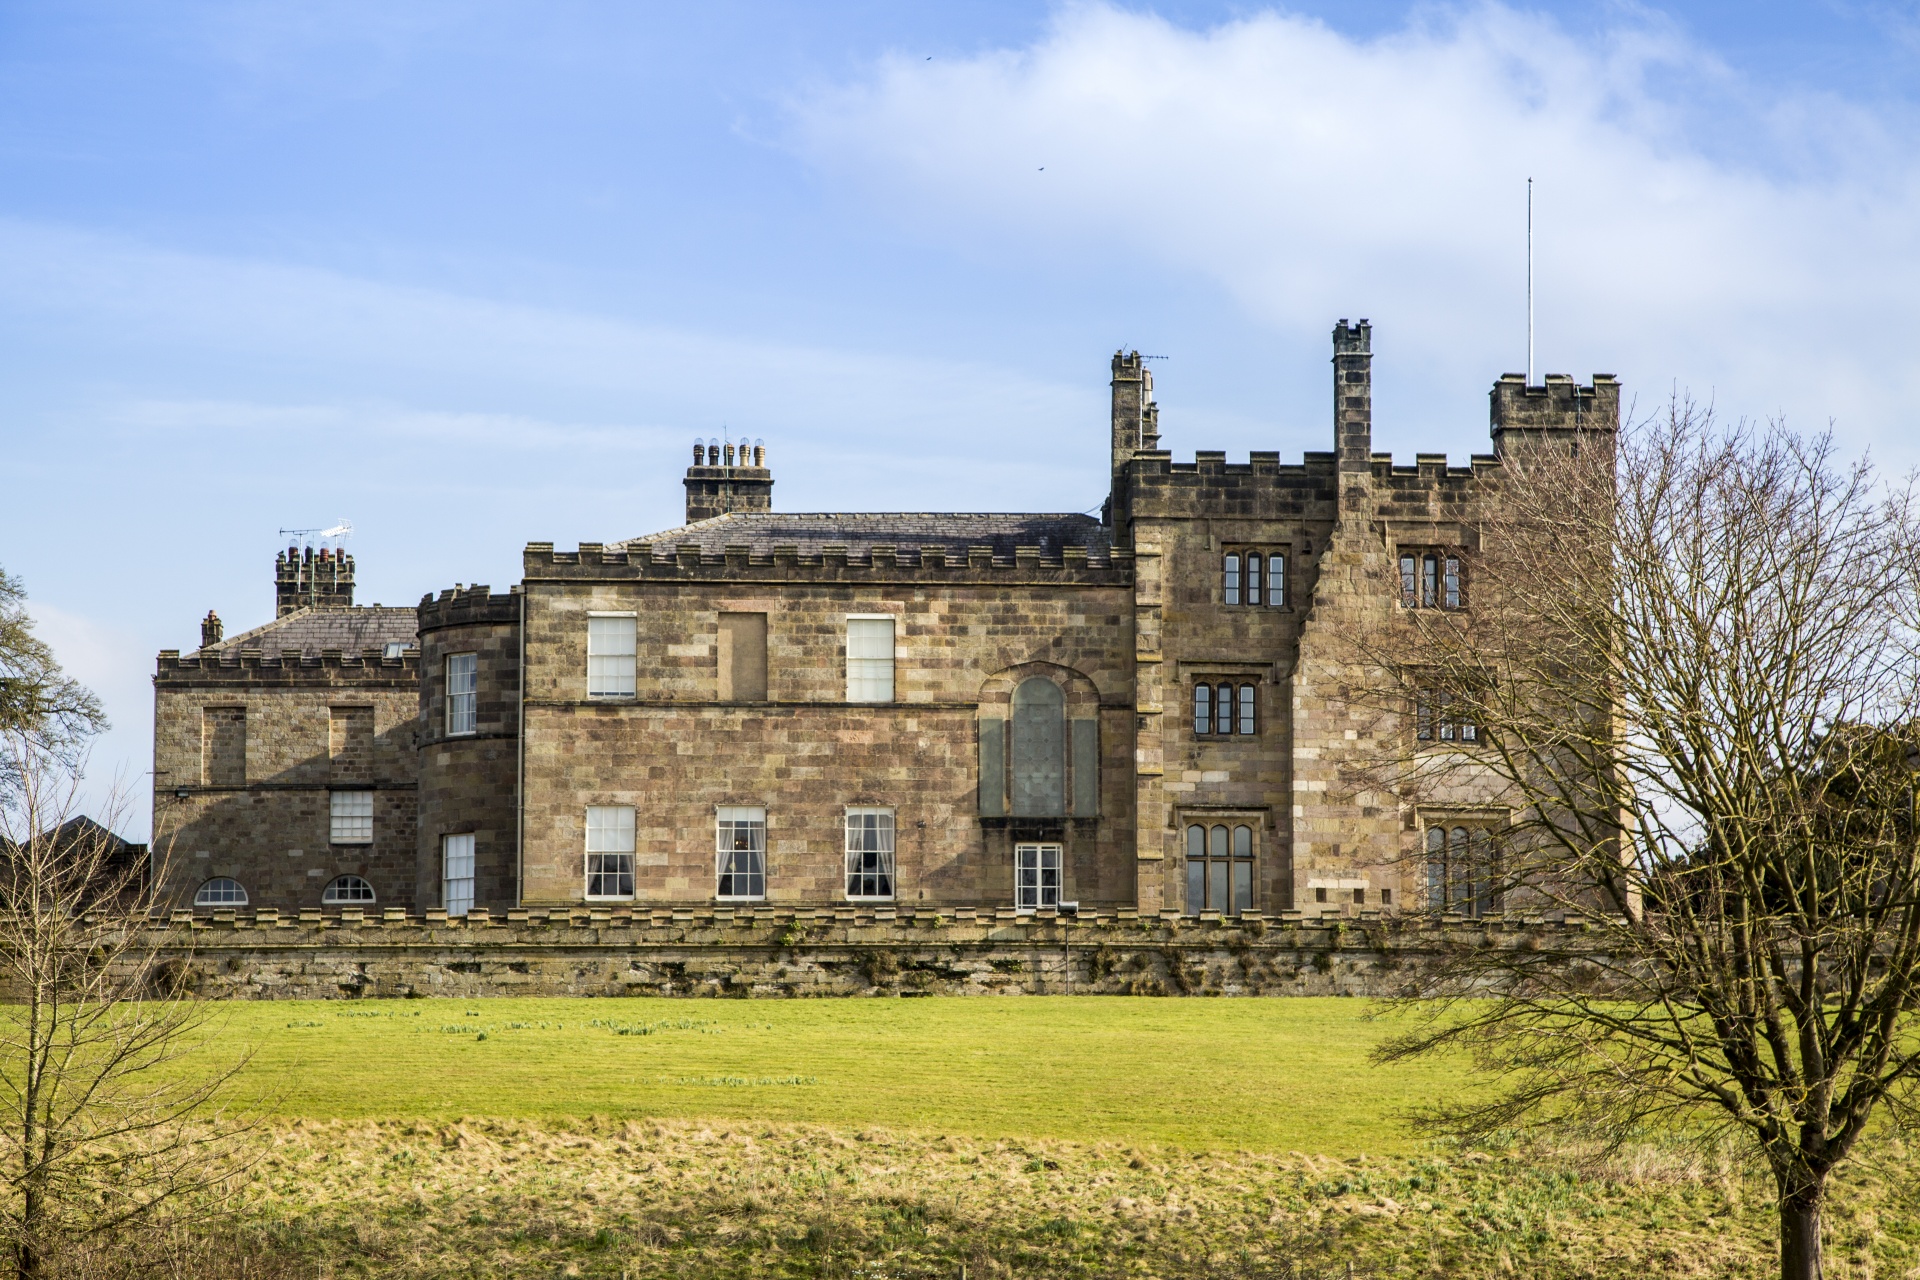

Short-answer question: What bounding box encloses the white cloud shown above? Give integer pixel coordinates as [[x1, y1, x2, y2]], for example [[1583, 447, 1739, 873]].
[[790, 1, 1920, 467]]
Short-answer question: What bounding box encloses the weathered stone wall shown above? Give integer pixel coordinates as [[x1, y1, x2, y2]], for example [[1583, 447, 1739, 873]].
[[142, 906, 1582, 1000], [416, 588, 522, 914], [516, 556, 1137, 910], [153, 651, 421, 911]]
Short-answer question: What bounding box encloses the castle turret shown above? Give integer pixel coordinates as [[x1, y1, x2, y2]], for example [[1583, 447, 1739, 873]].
[[683, 439, 774, 524], [1490, 373, 1620, 457], [1110, 350, 1155, 481], [275, 546, 355, 617]]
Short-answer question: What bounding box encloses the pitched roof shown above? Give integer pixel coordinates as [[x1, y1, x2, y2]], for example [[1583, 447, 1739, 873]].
[[206, 606, 418, 656], [617, 512, 1112, 558]]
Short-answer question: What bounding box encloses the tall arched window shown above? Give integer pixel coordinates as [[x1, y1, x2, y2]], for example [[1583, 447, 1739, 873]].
[[1011, 677, 1065, 817]]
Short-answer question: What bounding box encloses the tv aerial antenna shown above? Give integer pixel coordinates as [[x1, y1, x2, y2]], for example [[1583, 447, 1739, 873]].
[[278, 520, 354, 548]]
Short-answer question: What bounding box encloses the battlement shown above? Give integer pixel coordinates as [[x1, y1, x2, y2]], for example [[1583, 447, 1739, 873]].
[[1490, 372, 1620, 438], [274, 545, 354, 617], [524, 540, 1133, 585], [155, 646, 418, 688], [417, 584, 520, 633]]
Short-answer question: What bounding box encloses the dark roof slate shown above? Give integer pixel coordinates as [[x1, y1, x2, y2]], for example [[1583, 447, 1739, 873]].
[[207, 607, 418, 656], [617, 512, 1111, 558]]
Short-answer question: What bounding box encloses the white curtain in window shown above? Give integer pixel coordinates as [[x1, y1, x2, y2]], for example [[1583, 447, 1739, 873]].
[[844, 809, 895, 899], [845, 617, 894, 702], [716, 805, 767, 898], [585, 805, 636, 898], [443, 833, 476, 916], [587, 616, 637, 698]]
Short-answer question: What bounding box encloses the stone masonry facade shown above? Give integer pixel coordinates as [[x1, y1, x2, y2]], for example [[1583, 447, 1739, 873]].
[[152, 321, 1618, 937]]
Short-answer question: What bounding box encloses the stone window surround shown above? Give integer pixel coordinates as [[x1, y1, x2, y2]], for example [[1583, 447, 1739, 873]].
[[1221, 546, 1291, 608], [1418, 810, 1507, 917], [586, 611, 638, 700], [1180, 816, 1259, 916]]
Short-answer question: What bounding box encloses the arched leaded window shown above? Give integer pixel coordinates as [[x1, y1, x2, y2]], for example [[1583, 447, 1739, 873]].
[[980, 676, 1098, 819], [194, 878, 246, 907], [1011, 677, 1065, 817], [322, 874, 376, 905]]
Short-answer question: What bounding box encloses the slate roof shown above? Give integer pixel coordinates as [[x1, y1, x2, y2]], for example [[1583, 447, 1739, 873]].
[[617, 512, 1112, 559], [206, 606, 418, 656]]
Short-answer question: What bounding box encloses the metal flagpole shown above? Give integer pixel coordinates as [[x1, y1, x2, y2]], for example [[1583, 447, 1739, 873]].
[[1527, 177, 1534, 385]]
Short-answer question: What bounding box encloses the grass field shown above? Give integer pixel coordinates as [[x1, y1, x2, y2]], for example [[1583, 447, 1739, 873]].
[[107, 997, 1920, 1277], [219, 995, 1464, 1155]]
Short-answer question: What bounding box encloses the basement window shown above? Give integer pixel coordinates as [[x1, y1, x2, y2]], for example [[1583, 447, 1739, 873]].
[[194, 878, 247, 907], [322, 874, 376, 904]]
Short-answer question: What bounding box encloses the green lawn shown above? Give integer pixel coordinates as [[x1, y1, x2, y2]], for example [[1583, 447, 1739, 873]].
[[215, 995, 1461, 1155]]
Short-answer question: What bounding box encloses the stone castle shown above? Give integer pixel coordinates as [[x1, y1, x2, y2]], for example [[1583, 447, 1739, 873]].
[[152, 321, 1618, 925]]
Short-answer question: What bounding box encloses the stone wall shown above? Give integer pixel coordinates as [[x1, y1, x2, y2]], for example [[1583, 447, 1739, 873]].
[[516, 557, 1138, 910], [140, 906, 1585, 1000], [416, 588, 522, 914], [154, 650, 421, 911]]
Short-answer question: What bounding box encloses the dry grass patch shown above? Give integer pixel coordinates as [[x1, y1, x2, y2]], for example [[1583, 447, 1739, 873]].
[[159, 1118, 1920, 1278]]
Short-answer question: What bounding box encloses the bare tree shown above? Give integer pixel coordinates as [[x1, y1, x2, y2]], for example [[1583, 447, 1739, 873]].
[[0, 568, 106, 807], [1362, 402, 1920, 1280], [0, 564, 251, 1278], [0, 735, 253, 1280]]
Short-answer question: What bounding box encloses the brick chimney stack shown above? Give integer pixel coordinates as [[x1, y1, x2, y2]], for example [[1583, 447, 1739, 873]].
[[199, 610, 223, 649], [275, 545, 355, 617], [684, 437, 774, 524]]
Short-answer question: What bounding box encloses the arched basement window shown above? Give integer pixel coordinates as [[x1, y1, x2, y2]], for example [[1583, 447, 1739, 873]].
[[194, 878, 247, 907], [322, 874, 376, 905]]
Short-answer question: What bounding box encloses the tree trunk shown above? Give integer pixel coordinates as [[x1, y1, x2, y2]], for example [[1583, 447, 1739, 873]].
[[1780, 1185, 1824, 1280]]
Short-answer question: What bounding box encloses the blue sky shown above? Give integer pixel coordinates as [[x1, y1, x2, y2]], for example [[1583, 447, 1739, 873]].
[[7, 0, 1920, 838]]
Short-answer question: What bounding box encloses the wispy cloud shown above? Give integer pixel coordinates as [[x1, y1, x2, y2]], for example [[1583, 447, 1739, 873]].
[[790, 2, 1920, 466]]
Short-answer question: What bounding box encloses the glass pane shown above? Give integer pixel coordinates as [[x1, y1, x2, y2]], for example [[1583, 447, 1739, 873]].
[[1233, 861, 1252, 914], [1269, 554, 1285, 607], [1210, 825, 1228, 860], [1194, 684, 1211, 735], [846, 619, 895, 702], [1238, 685, 1254, 735], [1209, 860, 1228, 912], [1223, 554, 1240, 605], [1233, 825, 1252, 857], [1422, 555, 1439, 608], [1400, 554, 1416, 606], [1187, 825, 1205, 859], [1186, 858, 1204, 916], [1444, 556, 1462, 609], [1010, 678, 1065, 816], [1246, 553, 1261, 605]]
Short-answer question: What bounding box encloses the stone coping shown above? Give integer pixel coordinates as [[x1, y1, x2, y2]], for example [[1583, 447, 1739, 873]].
[[143, 905, 1578, 934]]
